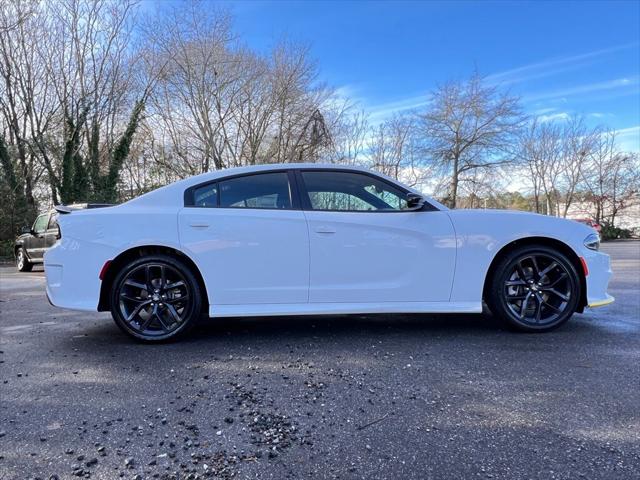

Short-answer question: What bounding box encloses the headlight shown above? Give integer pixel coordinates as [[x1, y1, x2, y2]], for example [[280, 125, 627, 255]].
[[584, 233, 600, 251]]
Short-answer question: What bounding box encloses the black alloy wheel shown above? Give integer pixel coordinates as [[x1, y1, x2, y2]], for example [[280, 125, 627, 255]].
[[488, 245, 581, 332], [110, 255, 202, 342]]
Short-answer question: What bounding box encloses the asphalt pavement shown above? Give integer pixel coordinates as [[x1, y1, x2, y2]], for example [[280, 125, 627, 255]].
[[1, 241, 639, 480]]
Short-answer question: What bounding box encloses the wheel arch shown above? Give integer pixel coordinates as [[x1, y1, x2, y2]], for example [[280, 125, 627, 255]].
[[15, 242, 28, 258], [482, 236, 587, 313], [97, 245, 209, 313]]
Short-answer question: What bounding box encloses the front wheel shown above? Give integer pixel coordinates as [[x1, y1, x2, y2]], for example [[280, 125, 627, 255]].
[[487, 245, 581, 332], [110, 255, 202, 342], [16, 248, 33, 272]]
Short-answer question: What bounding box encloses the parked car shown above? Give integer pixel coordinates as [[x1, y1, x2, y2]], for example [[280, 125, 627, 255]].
[[15, 204, 112, 272], [574, 218, 602, 233], [15, 210, 59, 272], [44, 164, 614, 342]]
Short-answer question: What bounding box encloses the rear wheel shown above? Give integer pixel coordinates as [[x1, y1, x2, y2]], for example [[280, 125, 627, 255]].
[[110, 255, 202, 342], [487, 245, 581, 332], [16, 248, 33, 272]]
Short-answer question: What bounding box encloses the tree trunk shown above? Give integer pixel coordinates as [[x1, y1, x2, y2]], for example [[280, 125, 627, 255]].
[[450, 155, 459, 209]]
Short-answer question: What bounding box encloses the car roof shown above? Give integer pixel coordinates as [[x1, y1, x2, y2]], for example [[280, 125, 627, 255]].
[[123, 163, 448, 211], [177, 163, 383, 183]]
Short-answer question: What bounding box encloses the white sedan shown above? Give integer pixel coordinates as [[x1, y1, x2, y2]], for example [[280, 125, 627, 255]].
[[44, 164, 614, 342]]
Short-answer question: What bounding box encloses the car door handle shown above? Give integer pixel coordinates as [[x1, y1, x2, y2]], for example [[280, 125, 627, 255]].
[[314, 226, 336, 234], [189, 222, 210, 229]]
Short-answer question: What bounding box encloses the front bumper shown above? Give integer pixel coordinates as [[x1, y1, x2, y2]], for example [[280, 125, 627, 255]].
[[588, 294, 615, 308], [583, 250, 614, 309]]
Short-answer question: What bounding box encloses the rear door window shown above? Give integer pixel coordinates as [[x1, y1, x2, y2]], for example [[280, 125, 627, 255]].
[[33, 214, 49, 233], [218, 172, 292, 209], [193, 183, 218, 207]]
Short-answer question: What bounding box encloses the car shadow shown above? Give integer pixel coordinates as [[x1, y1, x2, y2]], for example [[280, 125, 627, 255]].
[[56, 310, 608, 351], [53, 312, 504, 346], [46, 310, 624, 381], [192, 312, 507, 339]]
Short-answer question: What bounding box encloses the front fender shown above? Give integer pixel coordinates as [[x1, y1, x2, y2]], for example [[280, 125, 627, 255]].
[[447, 210, 594, 304]]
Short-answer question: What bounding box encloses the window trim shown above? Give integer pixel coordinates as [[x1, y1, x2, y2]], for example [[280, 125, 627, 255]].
[[295, 169, 438, 213], [184, 169, 301, 211], [47, 213, 59, 231], [183, 167, 439, 213]]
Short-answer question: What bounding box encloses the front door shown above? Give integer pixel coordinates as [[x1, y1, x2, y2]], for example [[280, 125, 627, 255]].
[[298, 170, 456, 304], [179, 171, 309, 306]]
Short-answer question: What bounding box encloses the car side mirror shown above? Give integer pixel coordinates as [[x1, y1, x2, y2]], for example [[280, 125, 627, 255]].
[[21, 225, 31, 234], [406, 193, 425, 211]]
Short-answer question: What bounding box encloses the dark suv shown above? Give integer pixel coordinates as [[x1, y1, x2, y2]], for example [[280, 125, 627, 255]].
[[15, 211, 59, 271]]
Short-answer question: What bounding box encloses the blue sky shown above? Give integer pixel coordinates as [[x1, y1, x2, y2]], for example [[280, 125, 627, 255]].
[[215, 0, 640, 151]]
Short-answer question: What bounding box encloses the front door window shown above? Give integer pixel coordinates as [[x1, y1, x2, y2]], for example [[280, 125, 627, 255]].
[[300, 171, 408, 211]]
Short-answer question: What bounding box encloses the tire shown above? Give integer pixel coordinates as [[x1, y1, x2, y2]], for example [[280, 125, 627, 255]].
[[486, 245, 581, 332], [16, 248, 33, 272], [109, 254, 202, 342]]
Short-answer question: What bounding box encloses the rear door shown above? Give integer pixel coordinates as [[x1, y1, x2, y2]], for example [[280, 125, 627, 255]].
[[44, 213, 60, 250], [179, 170, 309, 306], [26, 214, 49, 260], [298, 170, 456, 304]]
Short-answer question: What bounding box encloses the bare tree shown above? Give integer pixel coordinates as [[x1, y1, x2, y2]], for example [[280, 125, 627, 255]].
[[3, 0, 639, 245], [518, 119, 568, 215], [142, 2, 336, 177], [0, 0, 142, 205], [559, 117, 597, 218], [582, 130, 640, 226], [606, 152, 640, 226], [517, 116, 607, 218], [0, 0, 49, 211], [416, 73, 525, 208], [368, 114, 427, 186], [329, 109, 369, 165]]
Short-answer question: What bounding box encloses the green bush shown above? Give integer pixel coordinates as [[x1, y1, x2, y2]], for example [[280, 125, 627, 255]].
[[600, 225, 635, 241], [0, 239, 14, 260]]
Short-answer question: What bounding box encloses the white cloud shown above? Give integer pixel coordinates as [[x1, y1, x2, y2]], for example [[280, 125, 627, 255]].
[[613, 125, 640, 152], [486, 42, 639, 86], [532, 107, 557, 115], [615, 125, 640, 153], [523, 76, 640, 103], [538, 112, 571, 123], [614, 125, 640, 136], [334, 85, 359, 101], [349, 41, 639, 123], [367, 94, 430, 122]]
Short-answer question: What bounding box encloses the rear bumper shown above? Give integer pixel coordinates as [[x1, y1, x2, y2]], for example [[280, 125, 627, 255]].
[[44, 237, 108, 312], [45, 287, 53, 306]]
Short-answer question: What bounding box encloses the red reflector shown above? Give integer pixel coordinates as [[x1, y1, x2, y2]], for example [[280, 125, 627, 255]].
[[580, 257, 589, 277], [99, 260, 112, 280]]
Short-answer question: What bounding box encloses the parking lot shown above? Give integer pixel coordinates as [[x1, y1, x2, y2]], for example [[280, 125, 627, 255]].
[[1, 241, 639, 480]]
